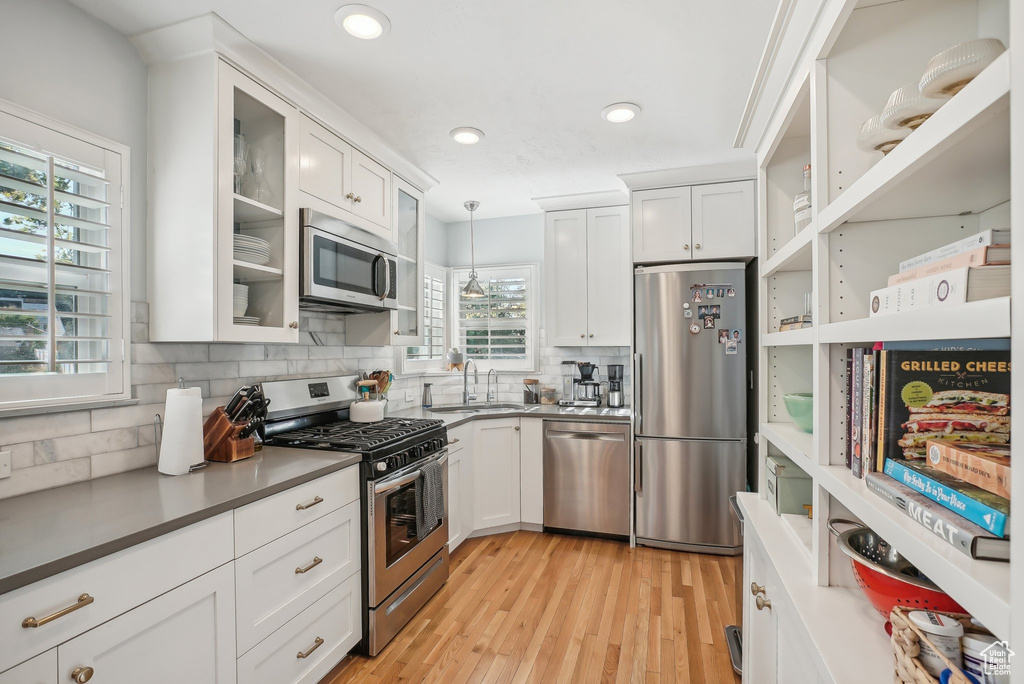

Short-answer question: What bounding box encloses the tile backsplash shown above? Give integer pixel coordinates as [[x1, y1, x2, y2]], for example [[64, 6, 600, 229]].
[[0, 302, 628, 500]]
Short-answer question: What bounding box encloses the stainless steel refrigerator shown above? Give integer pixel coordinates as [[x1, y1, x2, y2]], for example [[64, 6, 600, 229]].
[[634, 262, 747, 554]]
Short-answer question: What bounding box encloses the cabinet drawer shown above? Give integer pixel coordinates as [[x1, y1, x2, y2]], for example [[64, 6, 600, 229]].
[[0, 513, 232, 673], [447, 424, 471, 455], [236, 500, 361, 653], [237, 571, 361, 684], [234, 466, 359, 557], [0, 650, 55, 684]]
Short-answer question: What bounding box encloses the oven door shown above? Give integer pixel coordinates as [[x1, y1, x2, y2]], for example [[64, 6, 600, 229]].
[[301, 225, 398, 310], [369, 450, 449, 606]]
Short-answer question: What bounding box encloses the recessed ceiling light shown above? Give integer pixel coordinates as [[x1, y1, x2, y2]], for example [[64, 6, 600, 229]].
[[601, 102, 641, 123], [450, 127, 484, 145], [334, 4, 391, 40]]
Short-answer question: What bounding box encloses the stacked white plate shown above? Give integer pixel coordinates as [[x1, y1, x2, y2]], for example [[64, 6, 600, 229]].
[[233, 315, 260, 326], [233, 234, 271, 265], [233, 283, 249, 317]]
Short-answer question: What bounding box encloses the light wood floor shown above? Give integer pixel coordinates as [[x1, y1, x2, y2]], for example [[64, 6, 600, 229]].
[[323, 531, 742, 684]]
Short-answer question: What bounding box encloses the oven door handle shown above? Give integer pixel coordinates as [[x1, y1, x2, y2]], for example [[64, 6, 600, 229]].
[[373, 452, 448, 495]]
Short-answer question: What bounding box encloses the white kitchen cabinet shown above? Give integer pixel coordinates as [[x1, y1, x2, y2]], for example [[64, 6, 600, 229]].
[[342, 176, 426, 347], [473, 418, 521, 531], [447, 424, 474, 551], [544, 206, 630, 347], [298, 113, 392, 241], [148, 55, 300, 343], [519, 418, 544, 525], [632, 181, 755, 264], [632, 186, 692, 263], [742, 533, 777, 683], [0, 651, 55, 684], [691, 180, 755, 260], [57, 564, 236, 684]]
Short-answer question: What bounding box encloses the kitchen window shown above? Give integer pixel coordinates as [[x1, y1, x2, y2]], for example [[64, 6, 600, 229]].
[[451, 264, 537, 372], [0, 103, 130, 412], [403, 262, 446, 371]]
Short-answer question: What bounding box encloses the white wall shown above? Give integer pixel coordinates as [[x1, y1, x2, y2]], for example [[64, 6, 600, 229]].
[[1, 0, 149, 299], [424, 212, 448, 265], [445, 213, 544, 267]]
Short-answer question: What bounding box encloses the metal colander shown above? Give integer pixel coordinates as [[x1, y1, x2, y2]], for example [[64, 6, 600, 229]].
[[828, 519, 965, 619]]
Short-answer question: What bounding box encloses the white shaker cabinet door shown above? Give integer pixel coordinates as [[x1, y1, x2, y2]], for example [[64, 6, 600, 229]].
[[742, 533, 777, 684], [57, 564, 236, 684], [519, 418, 544, 525], [349, 149, 392, 233], [585, 206, 631, 346], [473, 418, 521, 530], [544, 209, 589, 346], [0, 650, 56, 684], [631, 186, 692, 264], [690, 180, 755, 260], [298, 114, 352, 211], [448, 450, 465, 551]]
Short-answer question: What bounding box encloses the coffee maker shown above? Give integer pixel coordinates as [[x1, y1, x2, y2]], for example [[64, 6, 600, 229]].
[[607, 364, 624, 408], [575, 362, 601, 406]]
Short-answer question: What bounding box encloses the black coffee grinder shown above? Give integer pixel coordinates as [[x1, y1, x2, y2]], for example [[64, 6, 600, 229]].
[[607, 364, 624, 408]]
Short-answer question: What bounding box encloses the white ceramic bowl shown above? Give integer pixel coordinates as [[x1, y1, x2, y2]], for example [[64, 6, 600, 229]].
[[233, 301, 248, 317], [879, 82, 948, 129], [233, 284, 249, 298], [857, 114, 911, 155], [919, 38, 1006, 97]]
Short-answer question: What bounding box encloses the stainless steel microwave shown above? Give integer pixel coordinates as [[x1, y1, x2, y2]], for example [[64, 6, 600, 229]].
[[299, 208, 398, 314]]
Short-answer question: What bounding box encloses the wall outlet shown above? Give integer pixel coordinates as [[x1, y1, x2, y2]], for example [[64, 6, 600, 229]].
[[405, 389, 415, 403], [0, 451, 10, 480]]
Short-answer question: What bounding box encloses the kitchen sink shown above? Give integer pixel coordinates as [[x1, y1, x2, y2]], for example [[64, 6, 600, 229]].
[[427, 403, 525, 414]]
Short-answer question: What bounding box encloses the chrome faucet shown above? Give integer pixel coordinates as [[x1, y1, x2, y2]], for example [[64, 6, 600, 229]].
[[486, 369, 498, 403], [462, 360, 478, 403]]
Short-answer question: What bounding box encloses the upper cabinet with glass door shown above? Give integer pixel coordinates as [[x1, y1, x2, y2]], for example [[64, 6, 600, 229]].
[[146, 55, 299, 343]]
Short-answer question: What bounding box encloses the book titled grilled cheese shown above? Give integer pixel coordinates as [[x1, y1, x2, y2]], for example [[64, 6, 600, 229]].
[[875, 350, 1011, 472]]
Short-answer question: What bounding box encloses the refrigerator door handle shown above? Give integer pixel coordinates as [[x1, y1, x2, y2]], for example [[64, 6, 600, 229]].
[[633, 352, 642, 434], [634, 441, 642, 493]]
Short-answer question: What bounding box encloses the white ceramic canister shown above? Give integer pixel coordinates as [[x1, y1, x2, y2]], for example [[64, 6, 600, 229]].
[[962, 632, 1011, 684], [907, 611, 964, 677]]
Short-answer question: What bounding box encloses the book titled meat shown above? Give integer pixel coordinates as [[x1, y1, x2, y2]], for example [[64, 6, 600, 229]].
[[875, 350, 1011, 472], [926, 441, 1011, 499]]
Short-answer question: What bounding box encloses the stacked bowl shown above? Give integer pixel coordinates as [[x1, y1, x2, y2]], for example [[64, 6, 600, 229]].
[[233, 284, 249, 318], [856, 38, 1004, 156]]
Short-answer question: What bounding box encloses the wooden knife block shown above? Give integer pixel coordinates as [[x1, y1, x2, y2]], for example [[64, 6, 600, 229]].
[[202, 407, 255, 463]]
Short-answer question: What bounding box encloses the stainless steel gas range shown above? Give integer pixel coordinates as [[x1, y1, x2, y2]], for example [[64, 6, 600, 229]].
[[261, 376, 450, 656]]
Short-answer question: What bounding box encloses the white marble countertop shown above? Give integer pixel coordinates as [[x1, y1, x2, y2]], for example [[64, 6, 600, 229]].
[[390, 404, 632, 427], [0, 446, 361, 595]]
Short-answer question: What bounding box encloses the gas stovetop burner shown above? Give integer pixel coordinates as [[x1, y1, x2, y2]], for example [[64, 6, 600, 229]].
[[268, 416, 444, 453]]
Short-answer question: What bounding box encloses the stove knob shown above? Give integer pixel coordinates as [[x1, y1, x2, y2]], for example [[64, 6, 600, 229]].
[[375, 462, 387, 472]]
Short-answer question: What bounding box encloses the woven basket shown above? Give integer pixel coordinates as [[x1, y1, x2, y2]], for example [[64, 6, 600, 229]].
[[890, 606, 989, 683]]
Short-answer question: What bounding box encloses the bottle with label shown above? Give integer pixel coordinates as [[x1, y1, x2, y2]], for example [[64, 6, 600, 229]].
[[793, 164, 812, 235]]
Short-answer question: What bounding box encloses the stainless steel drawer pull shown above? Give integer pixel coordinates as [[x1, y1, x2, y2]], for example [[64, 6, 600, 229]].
[[296, 636, 324, 659], [296, 496, 323, 511], [22, 593, 94, 628], [295, 556, 323, 574]]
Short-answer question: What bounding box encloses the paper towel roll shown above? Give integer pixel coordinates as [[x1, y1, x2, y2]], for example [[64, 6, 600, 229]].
[[158, 387, 204, 476]]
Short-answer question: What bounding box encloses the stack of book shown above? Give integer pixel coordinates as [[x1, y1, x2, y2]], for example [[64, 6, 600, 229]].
[[843, 343, 1012, 560], [778, 314, 812, 332], [868, 228, 1010, 317]]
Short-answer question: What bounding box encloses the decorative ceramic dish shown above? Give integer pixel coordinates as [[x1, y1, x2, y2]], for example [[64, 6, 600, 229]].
[[856, 115, 911, 155], [879, 83, 948, 129], [919, 38, 1006, 97]]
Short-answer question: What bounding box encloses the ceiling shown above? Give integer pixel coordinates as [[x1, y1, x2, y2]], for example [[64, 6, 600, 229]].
[[69, 0, 776, 222]]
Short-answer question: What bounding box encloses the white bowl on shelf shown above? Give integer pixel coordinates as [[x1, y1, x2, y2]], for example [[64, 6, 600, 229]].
[[919, 38, 1006, 97], [879, 83, 948, 130], [856, 115, 911, 155], [233, 284, 249, 299], [233, 300, 248, 317]]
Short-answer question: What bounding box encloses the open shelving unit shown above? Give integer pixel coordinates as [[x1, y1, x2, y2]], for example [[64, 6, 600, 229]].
[[751, 0, 1016, 673]]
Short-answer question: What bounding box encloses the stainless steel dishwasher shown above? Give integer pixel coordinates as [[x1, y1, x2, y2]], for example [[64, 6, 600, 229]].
[[543, 420, 630, 538]]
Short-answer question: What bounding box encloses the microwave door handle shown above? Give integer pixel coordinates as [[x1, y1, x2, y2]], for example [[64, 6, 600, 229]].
[[382, 254, 391, 300]]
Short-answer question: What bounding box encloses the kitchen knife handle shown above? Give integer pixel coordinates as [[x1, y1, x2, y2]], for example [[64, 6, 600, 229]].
[[634, 442, 642, 494]]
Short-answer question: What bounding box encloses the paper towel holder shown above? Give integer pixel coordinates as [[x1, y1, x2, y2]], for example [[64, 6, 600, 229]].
[[154, 378, 209, 473]]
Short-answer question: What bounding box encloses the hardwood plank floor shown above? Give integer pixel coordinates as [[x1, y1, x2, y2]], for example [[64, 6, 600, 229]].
[[322, 531, 741, 684]]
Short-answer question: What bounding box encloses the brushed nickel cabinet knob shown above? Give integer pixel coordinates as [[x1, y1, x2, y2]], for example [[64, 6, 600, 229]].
[[750, 582, 765, 596], [289, 321, 299, 329], [71, 667, 94, 683], [756, 595, 772, 611]]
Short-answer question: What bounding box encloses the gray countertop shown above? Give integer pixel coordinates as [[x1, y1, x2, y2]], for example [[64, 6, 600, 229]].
[[0, 404, 630, 596], [0, 447, 361, 596], [390, 404, 632, 427]]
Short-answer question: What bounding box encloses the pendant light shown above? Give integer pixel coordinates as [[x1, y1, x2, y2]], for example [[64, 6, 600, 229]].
[[461, 200, 486, 298]]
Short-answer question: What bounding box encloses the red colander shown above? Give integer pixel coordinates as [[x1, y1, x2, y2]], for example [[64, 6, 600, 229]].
[[829, 519, 966, 626]]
